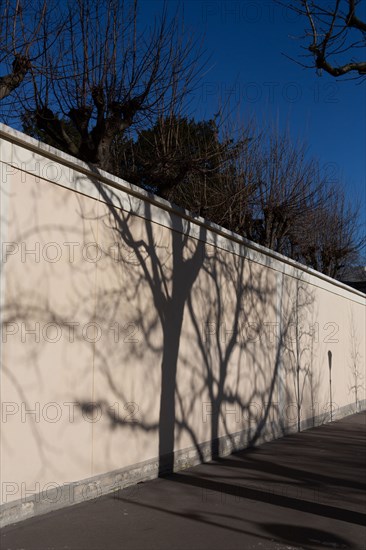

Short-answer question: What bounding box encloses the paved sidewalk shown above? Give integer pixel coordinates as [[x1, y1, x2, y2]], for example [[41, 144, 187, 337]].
[[1, 412, 365, 550]]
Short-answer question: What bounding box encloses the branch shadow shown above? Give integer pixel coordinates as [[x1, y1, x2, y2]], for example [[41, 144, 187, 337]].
[[1, 161, 341, 520]]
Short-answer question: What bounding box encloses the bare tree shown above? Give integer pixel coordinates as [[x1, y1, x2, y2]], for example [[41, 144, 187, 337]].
[[284, 0, 366, 79], [291, 183, 364, 277], [16, 0, 204, 173], [247, 129, 326, 256], [0, 0, 61, 101], [1, 0, 34, 100]]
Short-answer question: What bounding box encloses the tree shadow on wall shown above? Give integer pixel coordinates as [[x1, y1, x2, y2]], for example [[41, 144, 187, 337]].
[[96, 181, 207, 476], [83, 175, 321, 477], [1, 168, 323, 488]]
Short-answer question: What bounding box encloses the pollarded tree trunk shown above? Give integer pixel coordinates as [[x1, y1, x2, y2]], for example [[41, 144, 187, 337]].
[[0, 55, 30, 100]]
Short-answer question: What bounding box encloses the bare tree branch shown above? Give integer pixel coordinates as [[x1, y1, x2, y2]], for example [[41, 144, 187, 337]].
[[0, 0, 50, 100], [283, 0, 366, 79]]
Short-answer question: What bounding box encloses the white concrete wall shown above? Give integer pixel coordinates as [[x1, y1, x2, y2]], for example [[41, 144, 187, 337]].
[[1, 124, 365, 525]]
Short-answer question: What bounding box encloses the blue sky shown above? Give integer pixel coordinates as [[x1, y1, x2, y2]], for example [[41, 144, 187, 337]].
[[140, 0, 366, 228]]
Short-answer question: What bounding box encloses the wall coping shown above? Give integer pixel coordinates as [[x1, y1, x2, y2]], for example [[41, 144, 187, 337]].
[[1, 122, 365, 301]]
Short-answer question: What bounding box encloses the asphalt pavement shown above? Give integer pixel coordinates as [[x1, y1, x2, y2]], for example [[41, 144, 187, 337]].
[[1, 412, 365, 550]]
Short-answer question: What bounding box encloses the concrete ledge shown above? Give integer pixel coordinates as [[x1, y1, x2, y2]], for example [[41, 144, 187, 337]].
[[1, 399, 364, 528]]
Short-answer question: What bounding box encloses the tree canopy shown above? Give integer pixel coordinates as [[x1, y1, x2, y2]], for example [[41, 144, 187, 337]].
[[1, 0, 364, 277]]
